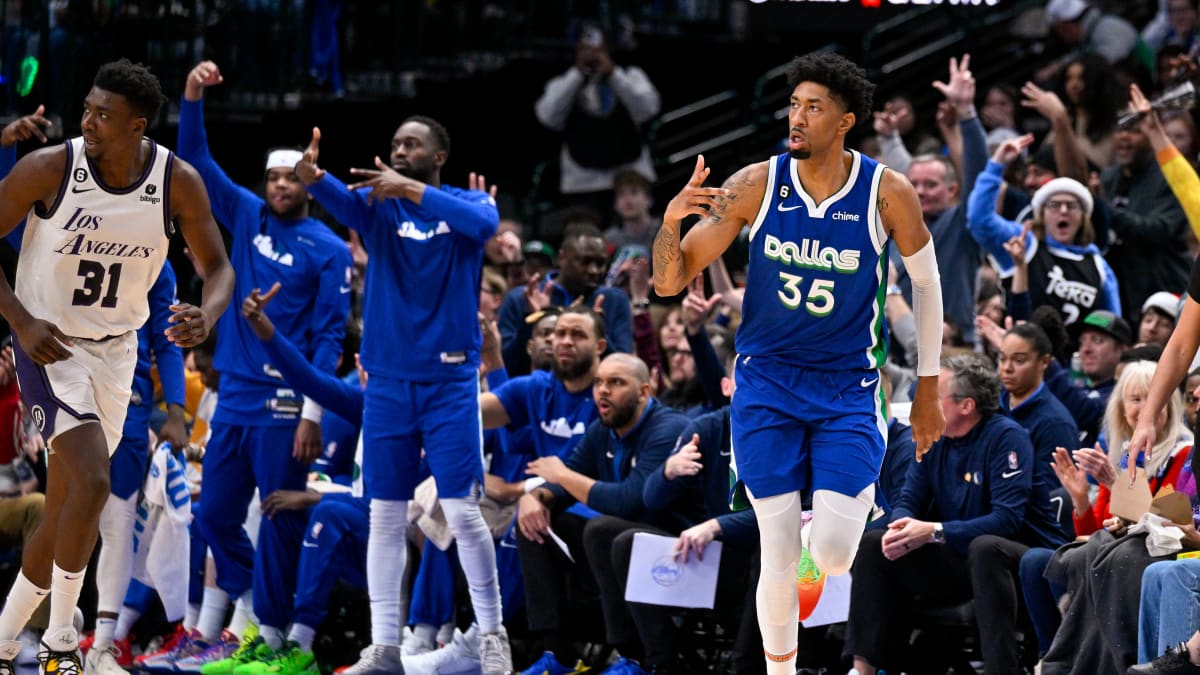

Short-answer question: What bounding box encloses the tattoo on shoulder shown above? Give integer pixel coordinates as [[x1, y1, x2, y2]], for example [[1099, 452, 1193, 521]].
[[879, 196, 889, 212]]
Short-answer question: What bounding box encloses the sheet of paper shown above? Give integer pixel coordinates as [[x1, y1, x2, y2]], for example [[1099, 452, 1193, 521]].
[[546, 527, 574, 563], [1110, 467, 1153, 523], [800, 572, 852, 628], [624, 532, 721, 609]]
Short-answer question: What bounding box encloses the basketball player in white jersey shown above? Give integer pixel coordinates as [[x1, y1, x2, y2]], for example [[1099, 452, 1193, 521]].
[[653, 52, 946, 674], [0, 59, 233, 674]]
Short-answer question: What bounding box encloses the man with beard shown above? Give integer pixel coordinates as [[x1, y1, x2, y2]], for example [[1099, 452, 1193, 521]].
[[174, 60, 354, 666], [296, 112, 508, 673], [498, 215, 633, 376], [514, 353, 689, 674]]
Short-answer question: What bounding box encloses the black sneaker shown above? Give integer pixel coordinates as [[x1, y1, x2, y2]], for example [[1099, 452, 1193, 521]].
[[1129, 643, 1200, 675], [0, 658, 14, 675], [36, 642, 83, 675]]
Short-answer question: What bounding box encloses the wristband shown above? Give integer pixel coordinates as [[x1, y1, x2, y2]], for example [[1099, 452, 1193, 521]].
[[524, 477, 546, 494]]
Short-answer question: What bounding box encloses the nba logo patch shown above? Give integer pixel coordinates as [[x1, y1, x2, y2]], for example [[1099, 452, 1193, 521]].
[[1008, 451, 1019, 470]]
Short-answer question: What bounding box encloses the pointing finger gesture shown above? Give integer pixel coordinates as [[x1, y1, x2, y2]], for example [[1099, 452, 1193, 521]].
[[663, 155, 730, 223]]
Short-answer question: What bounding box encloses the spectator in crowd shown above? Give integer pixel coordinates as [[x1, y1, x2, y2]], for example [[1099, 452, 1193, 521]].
[[1137, 557, 1200, 667], [480, 267, 507, 323], [968, 134, 1120, 324], [1129, 81, 1200, 266], [499, 219, 632, 375], [1100, 91, 1191, 321], [844, 353, 1038, 675], [1130, 628, 1200, 674], [1054, 53, 1120, 168], [515, 353, 688, 674], [1047, 309, 1132, 446], [604, 169, 658, 250], [1139, 291, 1182, 347], [872, 93, 943, 174], [534, 23, 661, 204], [177, 60, 353, 664], [891, 55, 988, 348], [1142, 0, 1200, 54], [1038, 0, 1146, 83], [1184, 367, 1200, 430], [980, 84, 1023, 139]]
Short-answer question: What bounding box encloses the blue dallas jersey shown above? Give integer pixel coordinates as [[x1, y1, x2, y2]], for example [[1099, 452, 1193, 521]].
[[308, 173, 498, 382], [736, 150, 890, 371], [492, 370, 597, 462], [177, 100, 352, 425]]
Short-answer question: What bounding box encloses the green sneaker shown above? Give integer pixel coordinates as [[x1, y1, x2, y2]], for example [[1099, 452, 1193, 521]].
[[199, 624, 264, 675], [244, 642, 317, 674], [229, 641, 278, 675]]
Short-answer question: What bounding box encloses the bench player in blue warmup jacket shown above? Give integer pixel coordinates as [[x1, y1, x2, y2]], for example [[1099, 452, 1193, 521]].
[[296, 115, 512, 674]]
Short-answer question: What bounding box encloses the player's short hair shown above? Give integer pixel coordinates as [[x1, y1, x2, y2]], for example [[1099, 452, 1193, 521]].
[[785, 51, 875, 124], [93, 58, 167, 122], [560, 305, 606, 341], [941, 352, 1000, 415], [402, 115, 451, 156]]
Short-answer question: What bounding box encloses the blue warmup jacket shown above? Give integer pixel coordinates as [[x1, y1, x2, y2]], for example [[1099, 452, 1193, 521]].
[[177, 98, 352, 425], [548, 399, 689, 527], [891, 413, 1037, 555], [308, 172, 497, 382], [642, 407, 758, 548]]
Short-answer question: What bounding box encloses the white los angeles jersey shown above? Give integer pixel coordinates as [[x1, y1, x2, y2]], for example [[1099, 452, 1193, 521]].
[[15, 137, 173, 340]]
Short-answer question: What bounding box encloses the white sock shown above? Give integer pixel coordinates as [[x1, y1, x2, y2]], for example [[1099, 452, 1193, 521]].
[[287, 623, 315, 652], [96, 494, 137, 618], [259, 624, 284, 650], [413, 623, 436, 646], [0, 573, 48, 641], [114, 606, 140, 641], [183, 603, 201, 633], [198, 587, 230, 642], [47, 563, 85, 649], [441, 498, 502, 634], [228, 592, 256, 639], [92, 618, 116, 651], [367, 499, 409, 647]]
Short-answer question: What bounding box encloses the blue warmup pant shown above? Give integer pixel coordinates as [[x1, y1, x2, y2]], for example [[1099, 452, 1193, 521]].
[[194, 423, 308, 629], [110, 404, 151, 500], [408, 524, 525, 627], [292, 494, 369, 629]]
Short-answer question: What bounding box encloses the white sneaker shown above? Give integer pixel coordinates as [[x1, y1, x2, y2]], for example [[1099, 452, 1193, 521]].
[[84, 646, 128, 674], [402, 625, 435, 656], [435, 622, 454, 647], [403, 626, 480, 675], [340, 644, 404, 675], [477, 626, 511, 675]]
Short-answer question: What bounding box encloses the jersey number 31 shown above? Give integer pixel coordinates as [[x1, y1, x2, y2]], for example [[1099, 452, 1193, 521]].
[[778, 272, 835, 317], [72, 260, 123, 308]]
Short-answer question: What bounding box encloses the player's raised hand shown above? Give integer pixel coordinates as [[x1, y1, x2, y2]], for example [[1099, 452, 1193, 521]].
[[295, 127, 325, 185], [14, 318, 72, 365], [184, 61, 223, 102], [1, 104, 50, 147], [241, 282, 281, 341], [348, 156, 422, 204], [166, 303, 214, 348], [469, 172, 498, 201], [663, 155, 730, 223]]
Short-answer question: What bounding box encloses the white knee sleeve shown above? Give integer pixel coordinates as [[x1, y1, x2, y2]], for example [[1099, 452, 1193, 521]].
[[751, 491, 804, 627], [96, 493, 138, 614], [809, 486, 875, 576], [367, 499, 409, 647]]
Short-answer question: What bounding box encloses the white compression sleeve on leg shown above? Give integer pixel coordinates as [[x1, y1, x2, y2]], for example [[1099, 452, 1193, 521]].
[[367, 499, 409, 647], [749, 490, 804, 675], [809, 486, 876, 577], [441, 498, 502, 634], [900, 238, 943, 377], [96, 493, 138, 616]]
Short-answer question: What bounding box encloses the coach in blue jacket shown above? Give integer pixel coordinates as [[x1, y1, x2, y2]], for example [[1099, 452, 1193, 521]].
[[844, 353, 1038, 675]]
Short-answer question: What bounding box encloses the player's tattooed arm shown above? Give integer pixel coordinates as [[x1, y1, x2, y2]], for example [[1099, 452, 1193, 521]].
[[654, 157, 763, 296]]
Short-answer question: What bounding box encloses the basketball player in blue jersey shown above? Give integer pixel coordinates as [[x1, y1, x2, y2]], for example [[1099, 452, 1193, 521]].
[[0, 59, 234, 675], [296, 118, 511, 674], [652, 51, 947, 675]]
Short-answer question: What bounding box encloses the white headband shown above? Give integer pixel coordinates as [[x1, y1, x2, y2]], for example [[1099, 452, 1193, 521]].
[[265, 149, 304, 172]]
